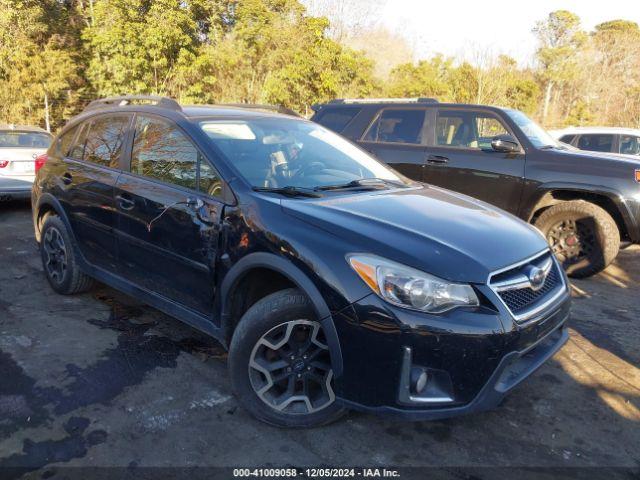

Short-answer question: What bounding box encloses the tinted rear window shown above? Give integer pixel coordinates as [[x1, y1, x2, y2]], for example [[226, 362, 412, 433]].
[[70, 115, 129, 167], [363, 109, 426, 144], [314, 107, 361, 133], [0, 131, 51, 148]]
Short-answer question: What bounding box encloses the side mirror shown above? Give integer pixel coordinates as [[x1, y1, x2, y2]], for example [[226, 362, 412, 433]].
[[491, 135, 520, 153]]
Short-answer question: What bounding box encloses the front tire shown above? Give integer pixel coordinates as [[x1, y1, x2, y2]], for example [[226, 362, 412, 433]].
[[229, 288, 345, 428], [534, 200, 620, 278], [39, 215, 94, 294]]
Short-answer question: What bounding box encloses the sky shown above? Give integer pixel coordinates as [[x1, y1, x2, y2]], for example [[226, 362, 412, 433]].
[[304, 0, 640, 66]]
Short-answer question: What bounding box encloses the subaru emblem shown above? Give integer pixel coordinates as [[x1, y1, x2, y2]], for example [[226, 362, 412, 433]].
[[527, 266, 547, 291]]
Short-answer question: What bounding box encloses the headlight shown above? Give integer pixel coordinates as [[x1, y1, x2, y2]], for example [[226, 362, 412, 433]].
[[348, 254, 479, 313]]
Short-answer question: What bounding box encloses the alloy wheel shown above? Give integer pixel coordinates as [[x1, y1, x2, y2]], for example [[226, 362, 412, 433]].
[[248, 319, 335, 415], [547, 218, 596, 264], [43, 227, 68, 284]]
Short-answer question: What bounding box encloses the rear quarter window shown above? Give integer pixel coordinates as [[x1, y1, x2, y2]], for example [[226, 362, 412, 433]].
[[313, 107, 361, 133]]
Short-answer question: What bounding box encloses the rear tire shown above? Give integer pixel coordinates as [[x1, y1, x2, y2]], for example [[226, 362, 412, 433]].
[[534, 200, 620, 278], [229, 288, 345, 428], [40, 215, 94, 294]]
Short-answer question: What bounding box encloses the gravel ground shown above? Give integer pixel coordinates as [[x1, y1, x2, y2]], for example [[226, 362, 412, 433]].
[[0, 200, 639, 479]]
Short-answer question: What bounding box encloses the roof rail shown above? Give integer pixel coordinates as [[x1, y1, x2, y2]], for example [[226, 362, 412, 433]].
[[84, 95, 182, 112], [219, 103, 300, 117], [328, 98, 439, 104]]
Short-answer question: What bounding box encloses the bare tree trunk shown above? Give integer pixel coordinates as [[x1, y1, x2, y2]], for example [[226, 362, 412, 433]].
[[89, 0, 95, 26], [542, 81, 553, 124], [43, 91, 51, 133]]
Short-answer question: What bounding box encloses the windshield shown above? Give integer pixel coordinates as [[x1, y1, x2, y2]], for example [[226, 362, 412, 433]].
[[0, 131, 51, 148], [199, 118, 406, 190], [504, 110, 558, 149]]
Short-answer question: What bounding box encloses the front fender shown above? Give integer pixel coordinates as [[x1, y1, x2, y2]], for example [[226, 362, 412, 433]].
[[524, 182, 640, 241], [218, 251, 344, 377]]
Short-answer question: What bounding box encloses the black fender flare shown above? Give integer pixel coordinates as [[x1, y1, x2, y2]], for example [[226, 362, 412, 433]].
[[218, 252, 344, 377], [524, 182, 638, 239], [34, 193, 76, 244]]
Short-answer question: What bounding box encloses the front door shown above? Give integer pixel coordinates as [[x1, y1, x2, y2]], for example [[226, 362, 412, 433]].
[[422, 108, 525, 214], [114, 114, 225, 314]]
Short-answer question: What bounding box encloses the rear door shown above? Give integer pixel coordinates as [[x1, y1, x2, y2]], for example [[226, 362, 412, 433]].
[[422, 108, 525, 214], [114, 114, 225, 314], [357, 107, 429, 181], [61, 114, 131, 272]]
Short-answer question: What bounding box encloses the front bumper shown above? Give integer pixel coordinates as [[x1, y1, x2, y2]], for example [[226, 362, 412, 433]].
[[333, 290, 570, 420]]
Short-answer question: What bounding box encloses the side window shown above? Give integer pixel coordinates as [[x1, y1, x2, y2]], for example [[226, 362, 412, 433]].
[[577, 134, 614, 153], [199, 160, 223, 197], [559, 134, 576, 144], [314, 108, 361, 133], [363, 109, 426, 144], [132, 115, 221, 195], [57, 125, 80, 157], [437, 111, 510, 149], [619, 135, 640, 156], [82, 116, 129, 168], [68, 123, 89, 160]]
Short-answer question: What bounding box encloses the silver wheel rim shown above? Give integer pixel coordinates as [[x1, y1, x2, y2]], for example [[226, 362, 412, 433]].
[[43, 227, 67, 284], [249, 319, 335, 415]]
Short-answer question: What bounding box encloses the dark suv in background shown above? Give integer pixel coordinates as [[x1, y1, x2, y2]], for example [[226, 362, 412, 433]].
[[32, 96, 569, 427], [312, 99, 640, 278]]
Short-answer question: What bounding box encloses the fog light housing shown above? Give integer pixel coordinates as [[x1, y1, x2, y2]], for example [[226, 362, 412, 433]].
[[410, 367, 428, 395], [398, 347, 455, 405]]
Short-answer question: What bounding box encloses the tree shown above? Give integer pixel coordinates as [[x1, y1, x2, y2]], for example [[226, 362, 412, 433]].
[[0, 0, 83, 130], [533, 10, 584, 124]]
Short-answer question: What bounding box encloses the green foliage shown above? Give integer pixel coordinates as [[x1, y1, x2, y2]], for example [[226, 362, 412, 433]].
[[0, 3, 638, 129]]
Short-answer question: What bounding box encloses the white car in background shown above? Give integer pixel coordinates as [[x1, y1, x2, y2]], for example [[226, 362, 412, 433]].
[[549, 126, 640, 157], [0, 125, 52, 201]]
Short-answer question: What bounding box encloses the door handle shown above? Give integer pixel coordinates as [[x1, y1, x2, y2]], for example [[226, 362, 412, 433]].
[[115, 194, 135, 211], [426, 155, 449, 165], [61, 172, 73, 185]]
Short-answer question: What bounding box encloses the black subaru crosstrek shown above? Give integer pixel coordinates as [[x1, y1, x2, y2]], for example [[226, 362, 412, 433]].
[[311, 98, 640, 278], [32, 96, 570, 427]]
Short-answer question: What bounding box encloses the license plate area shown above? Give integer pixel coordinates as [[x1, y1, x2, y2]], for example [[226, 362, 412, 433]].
[[9, 161, 35, 174]]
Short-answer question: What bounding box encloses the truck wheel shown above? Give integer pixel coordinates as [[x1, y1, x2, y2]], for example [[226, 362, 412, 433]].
[[40, 215, 94, 294], [534, 200, 620, 278], [228, 288, 345, 428]]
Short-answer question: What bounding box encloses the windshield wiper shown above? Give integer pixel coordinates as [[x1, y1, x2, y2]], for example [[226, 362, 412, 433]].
[[539, 145, 558, 150], [252, 186, 322, 198], [314, 177, 407, 192]]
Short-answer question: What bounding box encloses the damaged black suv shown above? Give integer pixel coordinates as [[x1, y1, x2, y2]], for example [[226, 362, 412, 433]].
[[32, 96, 569, 427]]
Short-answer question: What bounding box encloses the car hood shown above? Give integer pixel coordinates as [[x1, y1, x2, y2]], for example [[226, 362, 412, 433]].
[[282, 185, 549, 284], [555, 147, 640, 165]]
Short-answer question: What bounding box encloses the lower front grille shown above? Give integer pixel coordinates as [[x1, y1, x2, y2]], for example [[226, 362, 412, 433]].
[[489, 251, 566, 322]]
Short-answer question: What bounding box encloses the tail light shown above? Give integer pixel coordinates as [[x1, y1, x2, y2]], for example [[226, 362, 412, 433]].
[[0, 160, 8, 168], [35, 154, 48, 173]]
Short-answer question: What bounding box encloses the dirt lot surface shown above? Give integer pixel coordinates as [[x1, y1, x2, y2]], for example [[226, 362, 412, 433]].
[[1, 200, 639, 478]]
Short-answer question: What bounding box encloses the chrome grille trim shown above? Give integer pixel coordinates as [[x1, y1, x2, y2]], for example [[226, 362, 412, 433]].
[[488, 250, 568, 324]]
